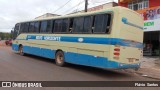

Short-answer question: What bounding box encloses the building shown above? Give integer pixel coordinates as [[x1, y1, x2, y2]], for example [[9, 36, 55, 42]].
[[70, 1, 118, 14], [87, 1, 118, 12], [118, 0, 160, 56], [35, 13, 60, 19]]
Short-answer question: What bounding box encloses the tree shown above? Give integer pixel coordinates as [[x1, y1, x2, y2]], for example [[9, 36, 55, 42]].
[[0, 32, 12, 40]]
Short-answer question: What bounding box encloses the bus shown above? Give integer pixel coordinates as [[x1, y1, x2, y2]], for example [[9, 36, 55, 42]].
[[12, 6, 144, 70]]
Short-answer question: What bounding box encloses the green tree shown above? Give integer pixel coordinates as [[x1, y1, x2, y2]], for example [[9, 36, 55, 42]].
[[0, 32, 11, 40]]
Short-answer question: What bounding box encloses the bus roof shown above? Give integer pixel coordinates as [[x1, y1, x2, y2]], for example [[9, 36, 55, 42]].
[[19, 6, 140, 23]]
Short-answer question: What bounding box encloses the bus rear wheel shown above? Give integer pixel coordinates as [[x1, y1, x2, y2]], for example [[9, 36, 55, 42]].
[[55, 51, 65, 67], [19, 45, 25, 56]]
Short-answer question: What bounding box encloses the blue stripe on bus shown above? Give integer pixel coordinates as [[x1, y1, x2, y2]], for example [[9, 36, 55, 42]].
[[12, 44, 19, 51], [16, 35, 143, 48], [12, 44, 140, 69], [122, 17, 144, 30]]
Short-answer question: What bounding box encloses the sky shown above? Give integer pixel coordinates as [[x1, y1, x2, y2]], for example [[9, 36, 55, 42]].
[[0, 0, 118, 32]]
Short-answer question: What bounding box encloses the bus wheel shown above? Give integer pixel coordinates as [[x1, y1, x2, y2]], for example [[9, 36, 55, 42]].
[[55, 51, 65, 67], [19, 45, 25, 56]]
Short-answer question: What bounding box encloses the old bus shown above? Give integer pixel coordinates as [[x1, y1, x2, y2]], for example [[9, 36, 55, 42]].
[[12, 6, 144, 70]]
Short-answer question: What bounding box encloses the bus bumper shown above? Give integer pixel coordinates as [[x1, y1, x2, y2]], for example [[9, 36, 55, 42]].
[[117, 63, 140, 69], [106, 60, 141, 69]]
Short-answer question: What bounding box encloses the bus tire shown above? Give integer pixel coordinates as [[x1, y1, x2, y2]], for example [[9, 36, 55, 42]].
[[55, 51, 65, 67], [19, 45, 25, 56]]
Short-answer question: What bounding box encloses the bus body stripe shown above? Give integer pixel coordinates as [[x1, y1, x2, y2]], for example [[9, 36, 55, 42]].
[[16, 35, 143, 48]]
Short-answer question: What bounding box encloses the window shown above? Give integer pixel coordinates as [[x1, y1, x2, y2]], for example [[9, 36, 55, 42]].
[[20, 23, 24, 33], [54, 19, 63, 32], [40, 20, 53, 33], [18, 14, 111, 34], [62, 19, 69, 32], [54, 19, 69, 33], [34, 22, 40, 33], [29, 22, 35, 32], [128, 0, 149, 10], [46, 20, 53, 33], [24, 23, 29, 33], [72, 16, 98, 33], [83, 16, 92, 33], [40, 21, 47, 33], [19, 23, 29, 33], [133, 3, 138, 10], [128, 2, 133, 10], [28, 22, 40, 33], [93, 14, 110, 33], [138, 2, 143, 10], [144, 0, 149, 8], [73, 17, 84, 33]]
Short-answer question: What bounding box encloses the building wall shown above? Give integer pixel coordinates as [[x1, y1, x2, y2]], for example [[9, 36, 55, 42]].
[[87, 2, 118, 12], [118, 0, 128, 8], [103, 2, 118, 9], [149, 0, 160, 8], [35, 13, 60, 19], [118, 0, 128, 7], [118, 0, 160, 8], [70, 2, 118, 14]]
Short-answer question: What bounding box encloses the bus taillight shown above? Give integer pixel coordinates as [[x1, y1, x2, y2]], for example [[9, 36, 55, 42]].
[[114, 52, 120, 56], [113, 47, 120, 60], [114, 48, 120, 51]]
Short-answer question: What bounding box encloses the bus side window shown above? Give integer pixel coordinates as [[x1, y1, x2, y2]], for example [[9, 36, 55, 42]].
[[28, 22, 40, 33], [62, 19, 69, 33], [69, 18, 74, 33], [73, 17, 84, 33], [29, 22, 35, 33], [24, 23, 29, 33], [54, 19, 68, 33], [20, 23, 24, 33], [93, 14, 111, 34], [46, 20, 53, 33], [40, 21, 47, 33], [83, 16, 92, 33], [54, 19, 63, 33], [34, 22, 40, 33]]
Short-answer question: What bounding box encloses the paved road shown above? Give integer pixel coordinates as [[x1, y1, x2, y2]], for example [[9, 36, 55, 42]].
[[0, 41, 159, 90], [0, 41, 156, 81]]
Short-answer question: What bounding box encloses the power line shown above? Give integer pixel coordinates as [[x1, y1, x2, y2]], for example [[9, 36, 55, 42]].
[[64, 1, 84, 14], [76, 0, 83, 11], [53, 0, 72, 13]]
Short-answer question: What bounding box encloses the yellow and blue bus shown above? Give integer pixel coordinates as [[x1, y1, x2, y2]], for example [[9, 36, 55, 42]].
[[12, 6, 144, 70]]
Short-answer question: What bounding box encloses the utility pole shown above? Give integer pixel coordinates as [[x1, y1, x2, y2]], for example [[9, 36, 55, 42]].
[[85, 0, 88, 12]]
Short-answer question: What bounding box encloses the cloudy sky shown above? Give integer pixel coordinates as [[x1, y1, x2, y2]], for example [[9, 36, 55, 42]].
[[0, 0, 118, 32]]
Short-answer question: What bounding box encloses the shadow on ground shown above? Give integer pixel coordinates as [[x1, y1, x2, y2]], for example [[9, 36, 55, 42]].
[[16, 53, 136, 80]]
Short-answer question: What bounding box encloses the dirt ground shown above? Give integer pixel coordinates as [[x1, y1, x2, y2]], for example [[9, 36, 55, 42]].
[[136, 56, 160, 80]]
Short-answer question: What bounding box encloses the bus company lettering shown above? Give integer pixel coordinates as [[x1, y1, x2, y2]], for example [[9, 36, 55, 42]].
[[44, 36, 61, 41], [36, 36, 43, 40]]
